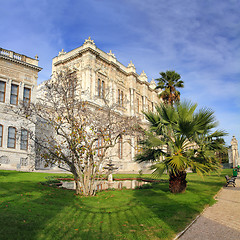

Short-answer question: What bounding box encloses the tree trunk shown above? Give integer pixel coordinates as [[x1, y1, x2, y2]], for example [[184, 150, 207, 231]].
[[75, 179, 81, 195], [169, 171, 187, 193]]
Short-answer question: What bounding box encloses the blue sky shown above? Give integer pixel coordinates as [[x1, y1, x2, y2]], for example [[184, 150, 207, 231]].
[[1, 0, 240, 146]]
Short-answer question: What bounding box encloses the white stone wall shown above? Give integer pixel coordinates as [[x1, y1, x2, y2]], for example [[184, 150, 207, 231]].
[[0, 49, 41, 170]]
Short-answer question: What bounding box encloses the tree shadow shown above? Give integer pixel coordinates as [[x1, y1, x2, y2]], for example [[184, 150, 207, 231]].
[[0, 171, 77, 240], [133, 184, 201, 237], [0, 171, 225, 240]]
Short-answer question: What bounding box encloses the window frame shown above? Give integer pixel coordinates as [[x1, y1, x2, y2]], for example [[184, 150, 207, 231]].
[[0, 80, 6, 103], [10, 84, 19, 105], [23, 87, 31, 106], [118, 89, 123, 107], [101, 80, 105, 98], [137, 98, 140, 113], [98, 79, 101, 97], [20, 128, 29, 150], [97, 79, 105, 98], [0, 124, 3, 147], [7, 126, 16, 149]]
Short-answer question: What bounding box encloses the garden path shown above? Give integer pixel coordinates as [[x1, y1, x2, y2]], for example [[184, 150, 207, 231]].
[[178, 176, 240, 239]]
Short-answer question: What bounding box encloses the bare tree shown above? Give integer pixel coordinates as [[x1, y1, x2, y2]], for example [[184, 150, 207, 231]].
[[16, 69, 141, 196]]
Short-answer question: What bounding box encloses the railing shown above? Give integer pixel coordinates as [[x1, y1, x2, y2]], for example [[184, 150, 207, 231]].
[[13, 53, 22, 61], [0, 48, 10, 57], [0, 48, 23, 62]]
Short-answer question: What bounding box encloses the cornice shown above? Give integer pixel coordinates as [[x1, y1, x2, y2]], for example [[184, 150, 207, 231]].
[[0, 54, 42, 72], [53, 42, 158, 93]]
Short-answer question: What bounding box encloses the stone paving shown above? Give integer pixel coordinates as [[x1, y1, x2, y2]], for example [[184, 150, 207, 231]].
[[178, 177, 240, 239]]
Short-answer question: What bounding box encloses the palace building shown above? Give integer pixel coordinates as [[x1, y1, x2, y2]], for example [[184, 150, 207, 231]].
[[0, 48, 42, 170], [0, 38, 160, 172], [44, 37, 161, 173]]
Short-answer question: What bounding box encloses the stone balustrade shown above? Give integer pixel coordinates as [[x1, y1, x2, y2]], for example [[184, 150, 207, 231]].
[[0, 48, 39, 66]]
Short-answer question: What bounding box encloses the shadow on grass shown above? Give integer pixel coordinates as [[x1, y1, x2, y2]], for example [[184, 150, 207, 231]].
[[132, 183, 201, 238], [0, 170, 227, 240], [0, 171, 77, 240]]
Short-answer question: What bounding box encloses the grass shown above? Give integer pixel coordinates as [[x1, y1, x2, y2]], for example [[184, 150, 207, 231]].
[[0, 169, 232, 240]]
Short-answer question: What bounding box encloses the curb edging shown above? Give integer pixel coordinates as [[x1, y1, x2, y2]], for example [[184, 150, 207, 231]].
[[173, 186, 224, 240]]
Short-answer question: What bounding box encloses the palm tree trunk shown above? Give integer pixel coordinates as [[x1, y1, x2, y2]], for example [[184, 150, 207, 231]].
[[169, 171, 187, 193]]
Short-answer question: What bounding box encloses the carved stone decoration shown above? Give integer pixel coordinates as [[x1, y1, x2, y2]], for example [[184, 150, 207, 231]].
[[84, 37, 95, 45], [58, 49, 66, 56], [150, 78, 157, 89], [139, 70, 148, 82], [107, 50, 116, 59], [0, 155, 10, 164], [127, 61, 136, 73]]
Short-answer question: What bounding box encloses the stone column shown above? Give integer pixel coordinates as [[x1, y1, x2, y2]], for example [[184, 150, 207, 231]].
[[6, 79, 11, 104], [19, 82, 24, 103]]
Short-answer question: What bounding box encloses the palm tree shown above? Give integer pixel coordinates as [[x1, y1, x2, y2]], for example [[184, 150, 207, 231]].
[[156, 70, 184, 105], [135, 101, 227, 193]]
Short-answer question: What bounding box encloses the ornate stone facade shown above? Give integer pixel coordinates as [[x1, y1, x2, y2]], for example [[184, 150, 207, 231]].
[[0, 39, 160, 173], [0, 48, 42, 170], [39, 38, 161, 173]]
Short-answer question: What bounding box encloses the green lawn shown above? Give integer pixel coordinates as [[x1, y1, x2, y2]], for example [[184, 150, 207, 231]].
[[0, 169, 231, 240]]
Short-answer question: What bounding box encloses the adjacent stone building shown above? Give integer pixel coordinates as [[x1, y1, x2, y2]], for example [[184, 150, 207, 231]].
[[0, 48, 42, 170]]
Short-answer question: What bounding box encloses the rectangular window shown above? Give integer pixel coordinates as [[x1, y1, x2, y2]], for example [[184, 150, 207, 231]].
[[7, 127, 16, 148], [120, 91, 123, 106], [0, 81, 6, 103], [101, 81, 105, 98], [118, 89, 123, 106], [23, 87, 31, 106], [142, 96, 144, 111], [98, 79, 101, 96], [0, 125, 3, 147], [137, 98, 140, 113], [10, 84, 19, 105], [118, 89, 120, 104], [97, 137, 103, 156], [20, 129, 28, 150], [118, 136, 123, 159], [20, 157, 28, 166], [97, 79, 105, 98]]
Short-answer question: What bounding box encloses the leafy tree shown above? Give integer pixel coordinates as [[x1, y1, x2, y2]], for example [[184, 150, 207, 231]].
[[135, 101, 227, 193], [156, 70, 184, 105], [16, 69, 140, 196]]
